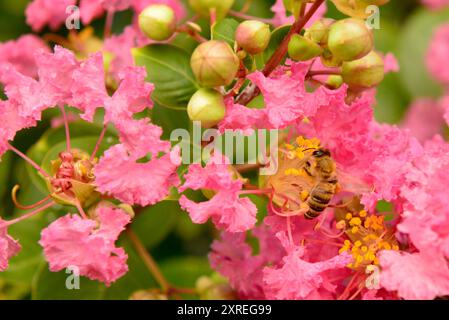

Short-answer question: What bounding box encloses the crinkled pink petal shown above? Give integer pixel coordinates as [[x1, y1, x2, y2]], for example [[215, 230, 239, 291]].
[[0, 220, 22, 272], [0, 101, 36, 156], [26, 0, 76, 32], [209, 232, 267, 299], [421, 0, 449, 10], [399, 136, 449, 258], [70, 52, 108, 122], [179, 153, 257, 232], [262, 248, 350, 300], [39, 207, 130, 285], [0, 35, 49, 78], [426, 23, 449, 85], [218, 98, 264, 133], [400, 98, 445, 143], [379, 250, 449, 300], [95, 144, 181, 206], [180, 192, 257, 233], [104, 66, 154, 123], [80, 0, 105, 25], [271, 0, 326, 28], [383, 53, 400, 74], [36, 46, 79, 105]]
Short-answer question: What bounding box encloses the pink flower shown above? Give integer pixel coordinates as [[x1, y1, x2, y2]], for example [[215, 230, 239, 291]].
[[271, 0, 326, 28], [0, 35, 49, 78], [39, 207, 130, 286], [209, 232, 268, 299], [80, 0, 132, 25], [219, 62, 346, 131], [26, 0, 76, 32], [0, 220, 21, 272], [70, 52, 109, 121], [400, 98, 445, 143], [179, 153, 257, 233], [441, 93, 449, 125], [263, 247, 350, 300], [94, 144, 181, 206], [399, 137, 449, 259], [379, 250, 449, 300], [421, 0, 449, 10], [426, 23, 449, 85]]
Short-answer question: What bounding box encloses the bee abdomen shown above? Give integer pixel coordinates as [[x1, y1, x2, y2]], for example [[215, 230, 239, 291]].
[[304, 181, 337, 219]]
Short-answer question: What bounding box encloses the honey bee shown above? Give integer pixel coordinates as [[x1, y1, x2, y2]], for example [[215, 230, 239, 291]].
[[301, 148, 339, 219], [265, 145, 339, 220]]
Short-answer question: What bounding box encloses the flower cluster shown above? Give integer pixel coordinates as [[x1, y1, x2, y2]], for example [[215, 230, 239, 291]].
[[0, 0, 448, 301]]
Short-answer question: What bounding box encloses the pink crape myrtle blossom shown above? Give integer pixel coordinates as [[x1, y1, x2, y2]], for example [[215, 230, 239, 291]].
[[383, 53, 400, 74], [94, 145, 181, 206], [219, 61, 347, 131], [39, 207, 130, 286], [400, 98, 445, 143], [271, 0, 326, 28], [0, 35, 49, 78], [398, 137, 449, 259], [26, 0, 76, 32], [80, 0, 132, 25], [0, 220, 21, 271], [421, 0, 449, 10], [379, 250, 449, 300], [263, 247, 351, 300], [179, 152, 257, 233], [426, 23, 449, 85]]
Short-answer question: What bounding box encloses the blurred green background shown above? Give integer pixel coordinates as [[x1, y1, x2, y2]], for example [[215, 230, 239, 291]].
[[0, 0, 448, 299]]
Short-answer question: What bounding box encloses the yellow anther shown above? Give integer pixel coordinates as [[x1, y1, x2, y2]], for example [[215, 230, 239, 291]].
[[361, 246, 368, 253], [351, 226, 359, 234], [354, 240, 362, 247], [345, 213, 353, 220], [393, 245, 399, 251], [349, 217, 362, 226], [344, 240, 351, 247], [285, 144, 294, 150], [336, 220, 346, 230], [359, 210, 367, 217]]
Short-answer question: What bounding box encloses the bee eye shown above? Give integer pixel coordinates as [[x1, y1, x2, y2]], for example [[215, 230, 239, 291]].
[[313, 150, 324, 157]]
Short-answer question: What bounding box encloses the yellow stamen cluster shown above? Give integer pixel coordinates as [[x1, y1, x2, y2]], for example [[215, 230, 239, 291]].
[[339, 210, 399, 270]]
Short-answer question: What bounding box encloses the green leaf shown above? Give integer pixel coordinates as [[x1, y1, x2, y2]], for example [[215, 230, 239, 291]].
[[132, 201, 182, 249], [133, 44, 199, 109], [255, 25, 291, 69], [398, 8, 449, 98], [160, 256, 212, 288], [212, 18, 239, 45], [0, 151, 12, 200]]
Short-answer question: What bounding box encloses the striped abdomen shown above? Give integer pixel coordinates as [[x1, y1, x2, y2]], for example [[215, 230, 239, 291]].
[[304, 179, 338, 219]]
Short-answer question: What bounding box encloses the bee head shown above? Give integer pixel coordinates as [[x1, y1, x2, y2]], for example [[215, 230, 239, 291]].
[[312, 149, 331, 158]]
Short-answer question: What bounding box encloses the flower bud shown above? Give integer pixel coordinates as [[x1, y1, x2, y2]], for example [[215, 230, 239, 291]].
[[138, 5, 176, 41], [188, 0, 235, 20], [187, 88, 226, 128], [327, 18, 373, 62], [320, 48, 342, 68], [196, 275, 236, 300], [235, 20, 271, 55], [304, 18, 334, 45], [288, 34, 323, 61], [191, 40, 239, 87], [326, 75, 344, 89], [341, 51, 385, 90], [130, 289, 168, 300]]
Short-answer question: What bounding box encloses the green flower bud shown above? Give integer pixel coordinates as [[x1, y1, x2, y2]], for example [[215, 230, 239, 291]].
[[191, 40, 239, 87], [330, 0, 389, 19], [187, 88, 226, 128], [341, 51, 385, 90], [130, 290, 168, 300], [320, 48, 343, 68], [288, 34, 323, 61], [327, 18, 373, 62], [196, 275, 236, 300], [188, 0, 235, 20], [304, 18, 335, 45], [326, 75, 344, 89], [235, 20, 271, 55], [138, 5, 176, 41]]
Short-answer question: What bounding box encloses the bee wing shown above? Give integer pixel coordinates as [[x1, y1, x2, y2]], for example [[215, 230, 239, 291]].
[[336, 168, 373, 195]]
